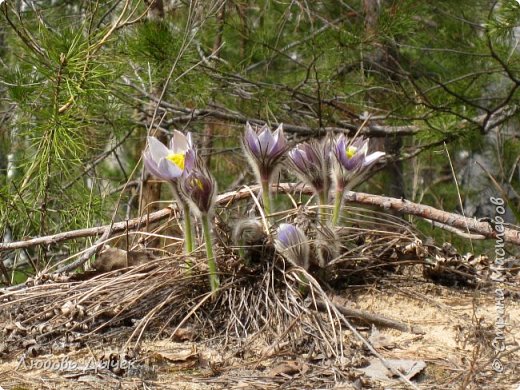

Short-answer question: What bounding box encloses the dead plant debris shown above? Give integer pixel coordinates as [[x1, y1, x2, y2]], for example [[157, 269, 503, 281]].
[[1, 206, 519, 389]]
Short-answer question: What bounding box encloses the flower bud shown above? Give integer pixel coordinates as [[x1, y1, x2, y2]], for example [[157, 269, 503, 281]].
[[274, 223, 310, 270]]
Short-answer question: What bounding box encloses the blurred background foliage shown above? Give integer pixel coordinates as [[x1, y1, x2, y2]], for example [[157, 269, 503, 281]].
[[1, 0, 519, 279]]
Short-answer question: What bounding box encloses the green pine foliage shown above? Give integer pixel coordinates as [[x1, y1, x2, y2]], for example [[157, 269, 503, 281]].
[[1, 2, 133, 265], [1, 0, 519, 275]]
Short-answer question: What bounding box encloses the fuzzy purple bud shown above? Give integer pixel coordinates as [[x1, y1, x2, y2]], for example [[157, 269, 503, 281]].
[[288, 138, 332, 194], [242, 122, 288, 182], [274, 223, 310, 270], [179, 151, 217, 215]]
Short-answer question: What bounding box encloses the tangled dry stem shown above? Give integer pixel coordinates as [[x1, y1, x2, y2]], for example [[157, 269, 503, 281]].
[[0, 203, 423, 347], [1, 188, 502, 389]]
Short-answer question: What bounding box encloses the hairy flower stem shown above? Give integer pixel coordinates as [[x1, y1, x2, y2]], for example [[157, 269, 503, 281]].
[[297, 272, 309, 296], [173, 184, 193, 268], [183, 203, 194, 254], [238, 241, 249, 266], [318, 190, 328, 224], [261, 179, 272, 219], [201, 213, 219, 294], [332, 188, 345, 225]]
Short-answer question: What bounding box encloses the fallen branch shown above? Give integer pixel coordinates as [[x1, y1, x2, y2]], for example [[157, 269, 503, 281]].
[[54, 228, 113, 274], [0, 207, 174, 251], [1, 183, 518, 252], [342, 190, 519, 244], [314, 299, 424, 334], [421, 218, 486, 240]]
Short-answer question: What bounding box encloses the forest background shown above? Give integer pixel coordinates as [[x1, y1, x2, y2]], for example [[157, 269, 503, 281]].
[[1, 0, 519, 282]]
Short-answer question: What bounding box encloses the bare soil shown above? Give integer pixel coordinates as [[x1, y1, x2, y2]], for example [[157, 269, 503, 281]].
[[1, 272, 518, 390]]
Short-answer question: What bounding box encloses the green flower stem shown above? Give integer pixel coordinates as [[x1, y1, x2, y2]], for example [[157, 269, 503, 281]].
[[261, 179, 272, 218], [297, 272, 309, 296], [332, 187, 345, 225], [183, 203, 194, 269], [237, 240, 249, 266], [201, 213, 220, 294], [183, 203, 194, 253], [318, 190, 328, 224], [172, 183, 194, 263]]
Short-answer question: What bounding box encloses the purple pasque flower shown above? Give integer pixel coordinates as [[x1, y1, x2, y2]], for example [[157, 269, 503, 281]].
[[288, 138, 332, 194], [243, 122, 288, 182], [179, 150, 217, 216], [274, 223, 310, 270], [333, 134, 385, 189], [143, 130, 193, 182]]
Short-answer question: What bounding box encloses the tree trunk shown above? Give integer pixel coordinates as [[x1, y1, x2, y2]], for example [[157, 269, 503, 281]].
[[201, 4, 226, 169], [139, 0, 166, 248], [361, 1, 405, 205]]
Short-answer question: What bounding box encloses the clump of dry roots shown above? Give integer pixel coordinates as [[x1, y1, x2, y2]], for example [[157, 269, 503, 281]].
[[0, 202, 432, 381]]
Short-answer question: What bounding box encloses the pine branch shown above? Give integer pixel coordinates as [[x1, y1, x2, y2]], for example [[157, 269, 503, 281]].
[[123, 81, 420, 137]]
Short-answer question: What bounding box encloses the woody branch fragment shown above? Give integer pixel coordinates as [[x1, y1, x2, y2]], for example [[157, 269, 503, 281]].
[[1, 183, 519, 253]]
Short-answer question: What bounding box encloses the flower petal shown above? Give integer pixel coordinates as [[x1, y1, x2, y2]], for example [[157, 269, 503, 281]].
[[356, 138, 369, 157], [352, 137, 367, 149], [170, 130, 189, 154], [363, 151, 385, 167], [270, 124, 287, 155], [258, 126, 275, 155], [335, 136, 350, 169], [147, 136, 170, 162], [245, 123, 261, 157], [158, 157, 182, 179], [289, 147, 308, 172], [143, 151, 164, 179], [184, 148, 197, 172], [186, 132, 193, 148]]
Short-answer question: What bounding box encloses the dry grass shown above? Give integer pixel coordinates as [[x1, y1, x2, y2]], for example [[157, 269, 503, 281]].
[[0, 202, 519, 389]]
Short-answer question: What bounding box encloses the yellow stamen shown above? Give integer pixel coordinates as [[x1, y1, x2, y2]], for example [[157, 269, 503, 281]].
[[346, 146, 357, 159], [166, 153, 185, 170], [191, 178, 204, 190]]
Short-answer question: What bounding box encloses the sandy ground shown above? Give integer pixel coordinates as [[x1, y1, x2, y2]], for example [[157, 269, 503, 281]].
[[0, 270, 518, 390]]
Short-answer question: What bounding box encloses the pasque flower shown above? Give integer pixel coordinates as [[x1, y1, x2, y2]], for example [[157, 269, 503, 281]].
[[333, 135, 384, 184], [289, 139, 331, 194], [274, 223, 310, 270], [331, 135, 385, 224], [143, 132, 196, 255], [242, 122, 288, 217], [143, 131, 193, 181], [243, 122, 287, 182], [314, 225, 339, 268], [179, 151, 219, 294], [232, 219, 264, 265], [288, 138, 332, 221]]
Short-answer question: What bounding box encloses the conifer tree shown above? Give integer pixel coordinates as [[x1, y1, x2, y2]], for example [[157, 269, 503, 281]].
[[1, 0, 519, 276]]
